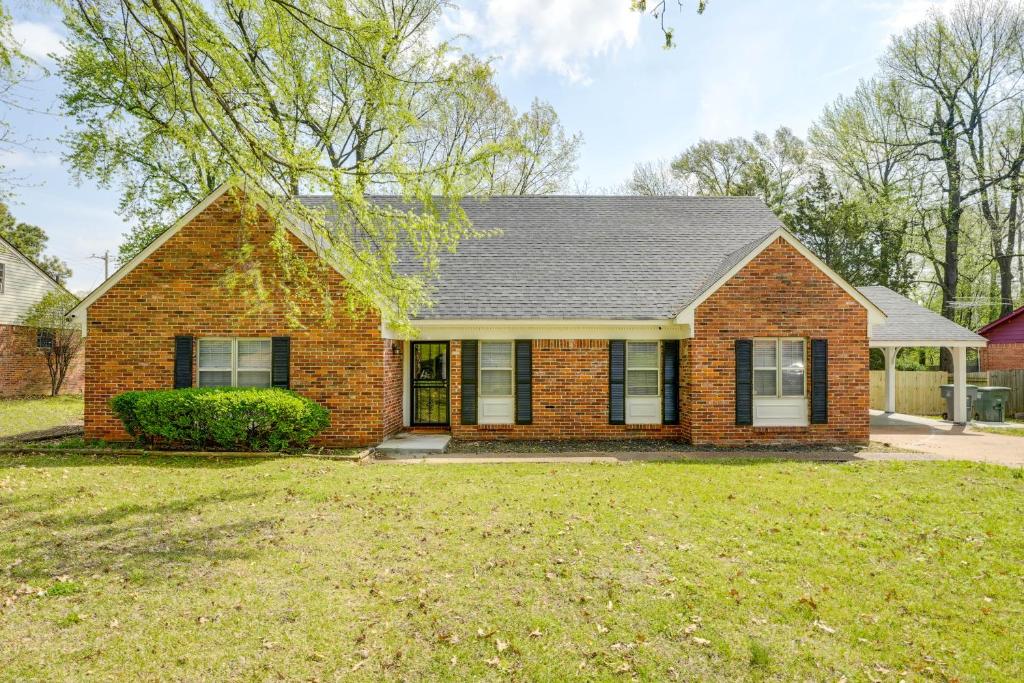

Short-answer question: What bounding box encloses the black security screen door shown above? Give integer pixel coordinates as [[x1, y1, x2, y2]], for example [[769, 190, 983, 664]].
[[411, 342, 450, 426]]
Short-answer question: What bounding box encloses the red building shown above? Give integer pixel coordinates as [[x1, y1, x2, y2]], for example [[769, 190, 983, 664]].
[[978, 305, 1024, 371]]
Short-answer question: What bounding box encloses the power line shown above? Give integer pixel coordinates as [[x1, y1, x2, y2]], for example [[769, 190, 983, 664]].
[[88, 250, 110, 280]]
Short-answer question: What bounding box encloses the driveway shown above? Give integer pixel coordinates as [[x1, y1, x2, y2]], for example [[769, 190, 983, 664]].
[[869, 410, 1024, 467]]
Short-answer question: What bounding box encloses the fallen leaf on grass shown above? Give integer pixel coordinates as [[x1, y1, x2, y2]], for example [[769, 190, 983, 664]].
[[495, 638, 508, 653], [692, 637, 711, 646], [529, 628, 543, 638]]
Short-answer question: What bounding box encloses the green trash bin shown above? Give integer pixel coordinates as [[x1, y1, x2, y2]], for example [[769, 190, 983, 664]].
[[939, 384, 978, 421], [974, 386, 1011, 423]]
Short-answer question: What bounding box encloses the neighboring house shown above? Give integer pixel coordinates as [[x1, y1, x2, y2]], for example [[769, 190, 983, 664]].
[[0, 235, 84, 397], [978, 304, 1024, 370], [68, 183, 985, 446]]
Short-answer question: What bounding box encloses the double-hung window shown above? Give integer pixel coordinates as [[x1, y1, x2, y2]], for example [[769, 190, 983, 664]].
[[197, 338, 272, 388], [625, 341, 660, 424], [752, 338, 807, 425], [478, 341, 514, 424]]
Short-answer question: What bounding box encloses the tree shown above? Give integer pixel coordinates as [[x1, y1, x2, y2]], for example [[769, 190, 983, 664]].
[[0, 1, 29, 196], [623, 159, 688, 195], [0, 202, 73, 284], [20, 291, 83, 396], [56, 0, 519, 329], [630, 1, 708, 48], [880, 0, 1024, 322], [789, 170, 914, 291], [670, 127, 808, 217], [408, 69, 582, 196]]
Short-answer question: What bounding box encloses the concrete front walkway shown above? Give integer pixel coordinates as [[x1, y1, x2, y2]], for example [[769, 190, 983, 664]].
[[870, 410, 1024, 467]]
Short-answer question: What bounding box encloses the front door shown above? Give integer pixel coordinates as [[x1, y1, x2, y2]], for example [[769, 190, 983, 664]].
[[411, 342, 450, 426]]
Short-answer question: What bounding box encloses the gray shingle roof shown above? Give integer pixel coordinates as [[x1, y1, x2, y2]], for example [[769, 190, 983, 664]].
[[859, 286, 987, 344], [296, 195, 783, 320]]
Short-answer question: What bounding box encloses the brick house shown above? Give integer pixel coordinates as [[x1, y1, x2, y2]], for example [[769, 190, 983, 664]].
[[69, 183, 985, 446], [0, 235, 83, 397], [978, 304, 1024, 370]]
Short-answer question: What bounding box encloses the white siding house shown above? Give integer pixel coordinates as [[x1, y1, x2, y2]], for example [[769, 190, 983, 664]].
[[0, 235, 64, 325]]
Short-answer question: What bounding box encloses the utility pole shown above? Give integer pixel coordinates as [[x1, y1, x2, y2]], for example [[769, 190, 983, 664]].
[[89, 250, 110, 279]]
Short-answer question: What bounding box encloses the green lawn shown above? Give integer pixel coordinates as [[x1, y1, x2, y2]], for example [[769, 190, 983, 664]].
[[1, 456, 1021, 680], [0, 395, 84, 438]]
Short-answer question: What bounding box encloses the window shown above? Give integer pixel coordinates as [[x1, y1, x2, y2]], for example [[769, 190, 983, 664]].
[[626, 341, 661, 424], [197, 338, 272, 388], [753, 338, 805, 398], [37, 329, 54, 350], [478, 341, 514, 424], [480, 341, 513, 397], [626, 342, 659, 396], [0, 262, 4, 294]]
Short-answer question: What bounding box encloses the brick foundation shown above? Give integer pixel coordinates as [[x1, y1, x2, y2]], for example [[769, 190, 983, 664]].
[[0, 323, 84, 397]]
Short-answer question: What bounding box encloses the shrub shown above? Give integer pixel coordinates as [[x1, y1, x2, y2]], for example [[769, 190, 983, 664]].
[[110, 388, 330, 451]]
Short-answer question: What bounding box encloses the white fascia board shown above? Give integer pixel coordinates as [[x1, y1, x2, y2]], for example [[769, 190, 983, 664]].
[[674, 228, 888, 336], [409, 318, 689, 341]]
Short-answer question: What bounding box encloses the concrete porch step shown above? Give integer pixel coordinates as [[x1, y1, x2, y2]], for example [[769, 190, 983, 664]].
[[375, 431, 451, 457]]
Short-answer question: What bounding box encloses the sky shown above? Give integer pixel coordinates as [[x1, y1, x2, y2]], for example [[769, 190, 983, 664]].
[[2, 0, 956, 295]]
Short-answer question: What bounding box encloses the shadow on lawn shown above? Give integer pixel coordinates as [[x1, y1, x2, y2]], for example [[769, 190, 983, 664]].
[[3, 490, 273, 584]]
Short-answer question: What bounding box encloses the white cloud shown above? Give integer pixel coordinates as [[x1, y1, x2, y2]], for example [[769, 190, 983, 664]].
[[11, 21, 67, 62], [443, 0, 641, 84]]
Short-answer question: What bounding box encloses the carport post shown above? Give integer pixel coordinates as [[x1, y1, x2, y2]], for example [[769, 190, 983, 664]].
[[951, 346, 968, 425], [882, 346, 900, 414]]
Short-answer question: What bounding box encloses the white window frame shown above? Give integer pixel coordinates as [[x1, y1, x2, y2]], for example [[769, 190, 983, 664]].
[[626, 341, 661, 425], [197, 337, 273, 388], [752, 337, 807, 427], [478, 341, 515, 425], [0, 262, 5, 294]]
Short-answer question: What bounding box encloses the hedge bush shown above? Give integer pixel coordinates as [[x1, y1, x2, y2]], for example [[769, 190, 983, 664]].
[[110, 387, 330, 451]]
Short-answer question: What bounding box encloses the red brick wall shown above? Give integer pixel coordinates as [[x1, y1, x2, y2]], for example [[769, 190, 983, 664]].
[[84, 191, 400, 447], [383, 340, 404, 436], [450, 339, 686, 441], [689, 238, 869, 445], [0, 323, 84, 397], [980, 343, 1024, 371]]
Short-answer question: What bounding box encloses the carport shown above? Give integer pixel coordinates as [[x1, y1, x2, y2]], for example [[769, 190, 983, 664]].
[[859, 286, 989, 424]]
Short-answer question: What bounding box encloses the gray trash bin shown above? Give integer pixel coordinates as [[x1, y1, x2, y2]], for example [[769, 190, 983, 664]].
[[975, 386, 1011, 422], [939, 384, 978, 421]]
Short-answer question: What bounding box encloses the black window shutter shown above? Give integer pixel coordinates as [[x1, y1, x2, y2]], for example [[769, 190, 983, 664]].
[[662, 340, 680, 425], [461, 340, 478, 425], [811, 339, 828, 424], [735, 339, 753, 426], [515, 340, 532, 425], [272, 337, 291, 389], [609, 340, 626, 425], [173, 335, 193, 389]]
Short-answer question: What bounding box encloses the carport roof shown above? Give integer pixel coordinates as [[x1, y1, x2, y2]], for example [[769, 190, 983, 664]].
[[860, 286, 988, 347]]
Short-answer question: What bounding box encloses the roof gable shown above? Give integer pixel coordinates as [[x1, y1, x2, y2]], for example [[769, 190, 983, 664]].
[[673, 228, 886, 329], [0, 234, 69, 292], [977, 304, 1024, 341], [70, 181, 347, 321]]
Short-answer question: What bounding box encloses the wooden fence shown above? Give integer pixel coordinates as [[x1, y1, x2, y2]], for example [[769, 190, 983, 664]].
[[869, 370, 947, 416], [869, 369, 1024, 417], [968, 370, 1024, 416]]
